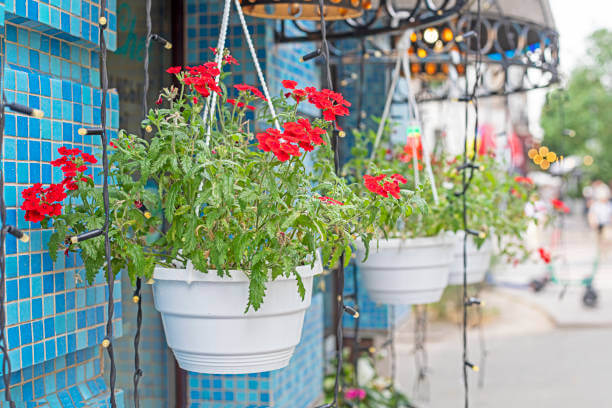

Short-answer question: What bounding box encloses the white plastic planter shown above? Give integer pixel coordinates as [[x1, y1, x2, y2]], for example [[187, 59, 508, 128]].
[[355, 233, 455, 305], [448, 234, 492, 285], [152, 260, 321, 374]]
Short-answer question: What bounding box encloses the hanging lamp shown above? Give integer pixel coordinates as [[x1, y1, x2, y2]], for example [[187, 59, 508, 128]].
[[240, 0, 365, 20]]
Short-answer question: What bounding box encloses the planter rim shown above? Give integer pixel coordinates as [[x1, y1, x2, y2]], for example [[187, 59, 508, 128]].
[[154, 260, 322, 283], [356, 231, 455, 250]]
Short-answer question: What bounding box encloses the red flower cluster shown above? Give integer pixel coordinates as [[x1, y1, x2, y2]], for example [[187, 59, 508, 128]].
[[227, 98, 255, 111], [538, 247, 551, 264], [21, 147, 95, 222], [363, 174, 407, 199], [282, 80, 298, 89], [181, 63, 222, 98], [316, 196, 344, 206], [224, 55, 239, 65], [281, 82, 351, 126], [256, 119, 326, 161], [234, 84, 266, 101], [399, 137, 423, 163], [551, 199, 570, 213], [305, 87, 350, 123], [514, 176, 534, 185]]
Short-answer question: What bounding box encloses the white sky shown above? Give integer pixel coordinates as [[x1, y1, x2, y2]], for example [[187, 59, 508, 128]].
[[551, 0, 612, 73], [527, 1, 612, 140]]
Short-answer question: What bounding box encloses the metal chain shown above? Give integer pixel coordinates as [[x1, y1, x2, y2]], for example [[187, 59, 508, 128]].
[[0, 26, 16, 408], [412, 305, 430, 402], [97, 2, 117, 406]]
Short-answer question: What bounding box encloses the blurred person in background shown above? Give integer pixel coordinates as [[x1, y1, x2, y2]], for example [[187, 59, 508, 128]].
[[586, 180, 612, 239]]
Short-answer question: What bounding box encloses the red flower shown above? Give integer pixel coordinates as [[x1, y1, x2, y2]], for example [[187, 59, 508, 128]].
[[551, 199, 570, 213], [282, 80, 297, 89], [183, 62, 222, 98], [246, 105, 255, 111], [510, 188, 521, 198], [256, 119, 327, 161], [209, 47, 217, 54], [538, 248, 551, 264], [305, 88, 350, 123], [110, 141, 117, 148], [155, 96, 163, 105], [234, 84, 267, 101], [515, 176, 533, 185], [166, 66, 182, 74], [364, 174, 388, 198], [76, 165, 87, 172], [316, 196, 344, 206], [50, 156, 69, 167], [58, 146, 81, 156], [81, 153, 97, 164], [224, 55, 239, 65], [364, 174, 403, 199], [134, 200, 143, 209], [400, 137, 423, 163], [24, 210, 45, 223], [227, 99, 246, 108], [391, 174, 407, 184], [193, 96, 198, 105]]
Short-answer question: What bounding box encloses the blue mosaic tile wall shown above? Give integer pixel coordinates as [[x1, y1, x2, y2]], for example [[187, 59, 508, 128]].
[[187, 293, 324, 408], [3, 0, 118, 51], [0, 346, 123, 407], [114, 281, 169, 408], [0, 0, 122, 406], [342, 265, 411, 331]]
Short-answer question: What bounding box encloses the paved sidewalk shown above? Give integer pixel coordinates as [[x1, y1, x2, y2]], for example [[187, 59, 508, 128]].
[[394, 290, 612, 407], [492, 213, 612, 326]]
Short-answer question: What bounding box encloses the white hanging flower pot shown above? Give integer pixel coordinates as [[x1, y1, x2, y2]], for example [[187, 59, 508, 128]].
[[356, 233, 455, 305], [448, 233, 493, 285], [152, 260, 322, 374]]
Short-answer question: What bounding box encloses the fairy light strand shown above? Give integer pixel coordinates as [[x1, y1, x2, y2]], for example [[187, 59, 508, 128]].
[[97, 1, 118, 406], [457, 1, 484, 407]]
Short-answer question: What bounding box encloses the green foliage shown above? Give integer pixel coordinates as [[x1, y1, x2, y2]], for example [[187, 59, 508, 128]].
[[541, 28, 612, 181]]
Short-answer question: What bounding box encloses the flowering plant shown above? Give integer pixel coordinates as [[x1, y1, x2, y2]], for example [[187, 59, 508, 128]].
[[323, 349, 414, 407], [442, 153, 537, 259], [23, 51, 417, 310], [341, 121, 443, 239]]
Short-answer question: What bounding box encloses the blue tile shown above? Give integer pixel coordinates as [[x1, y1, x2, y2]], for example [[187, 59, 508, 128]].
[[33, 320, 44, 342]]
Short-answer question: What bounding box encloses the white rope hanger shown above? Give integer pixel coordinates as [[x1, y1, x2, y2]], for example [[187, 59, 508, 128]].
[[371, 30, 439, 204], [203, 0, 280, 145]]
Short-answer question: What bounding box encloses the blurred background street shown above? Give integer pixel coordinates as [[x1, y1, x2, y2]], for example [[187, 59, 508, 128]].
[[394, 207, 612, 407]]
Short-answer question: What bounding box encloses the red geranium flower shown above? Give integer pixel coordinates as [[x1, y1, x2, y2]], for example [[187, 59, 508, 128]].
[[155, 96, 163, 105], [551, 199, 570, 213], [234, 84, 267, 101], [183, 62, 222, 98], [515, 176, 533, 185], [538, 247, 551, 264], [81, 153, 97, 164], [282, 80, 298, 89], [305, 87, 351, 123], [224, 55, 239, 65], [364, 174, 404, 199], [166, 66, 182, 74]]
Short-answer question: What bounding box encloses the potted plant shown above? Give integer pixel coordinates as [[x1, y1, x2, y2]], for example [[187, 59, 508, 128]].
[[342, 121, 453, 305], [22, 52, 418, 374], [443, 153, 537, 285]]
